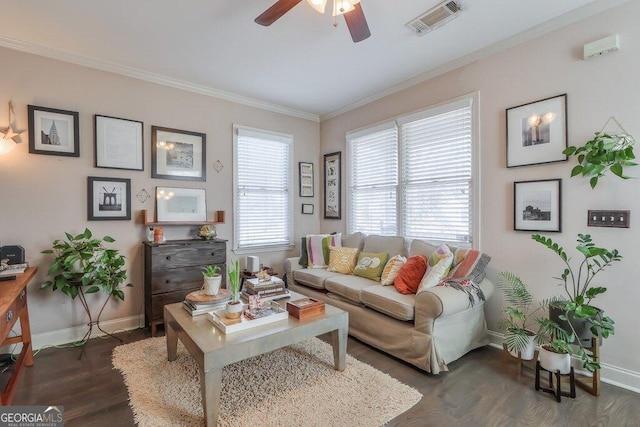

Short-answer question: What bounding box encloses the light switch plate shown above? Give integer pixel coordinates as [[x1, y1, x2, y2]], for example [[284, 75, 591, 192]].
[[587, 210, 630, 228]]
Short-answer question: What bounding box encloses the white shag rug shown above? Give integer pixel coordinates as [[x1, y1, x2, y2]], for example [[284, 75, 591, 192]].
[[112, 336, 422, 427]]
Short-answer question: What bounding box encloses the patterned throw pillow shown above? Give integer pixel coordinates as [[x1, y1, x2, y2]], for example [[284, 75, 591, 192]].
[[353, 252, 389, 281], [393, 255, 427, 294], [380, 255, 407, 286], [429, 244, 453, 267], [307, 234, 342, 268], [448, 248, 491, 283], [417, 252, 454, 293], [327, 247, 359, 274]]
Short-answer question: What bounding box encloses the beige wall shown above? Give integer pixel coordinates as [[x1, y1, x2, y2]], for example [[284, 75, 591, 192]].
[[320, 1, 640, 380], [0, 48, 319, 335]]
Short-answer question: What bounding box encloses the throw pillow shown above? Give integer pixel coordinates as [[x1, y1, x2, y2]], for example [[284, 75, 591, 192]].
[[353, 252, 389, 281], [307, 234, 342, 268], [429, 243, 453, 267], [417, 252, 454, 293], [327, 246, 359, 274], [393, 255, 427, 294], [380, 255, 407, 286], [448, 249, 492, 283], [299, 236, 308, 268]]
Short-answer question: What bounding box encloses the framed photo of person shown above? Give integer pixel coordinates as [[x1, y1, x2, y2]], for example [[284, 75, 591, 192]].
[[151, 126, 206, 181]]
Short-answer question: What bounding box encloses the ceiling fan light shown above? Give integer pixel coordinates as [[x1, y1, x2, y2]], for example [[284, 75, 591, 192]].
[[307, 0, 327, 13], [332, 0, 355, 16]]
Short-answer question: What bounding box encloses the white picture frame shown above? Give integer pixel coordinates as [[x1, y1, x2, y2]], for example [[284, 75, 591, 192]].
[[95, 115, 144, 170], [156, 187, 207, 222]]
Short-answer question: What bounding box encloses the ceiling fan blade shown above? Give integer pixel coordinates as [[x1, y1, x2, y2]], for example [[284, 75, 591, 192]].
[[343, 3, 370, 43], [255, 0, 303, 26]]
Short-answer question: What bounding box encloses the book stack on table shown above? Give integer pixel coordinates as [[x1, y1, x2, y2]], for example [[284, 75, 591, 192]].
[[182, 288, 232, 316], [240, 276, 289, 302]]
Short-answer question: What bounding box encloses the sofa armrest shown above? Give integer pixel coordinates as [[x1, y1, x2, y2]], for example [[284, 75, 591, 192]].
[[415, 278, 494, 321], [283, 257, 304, 288]]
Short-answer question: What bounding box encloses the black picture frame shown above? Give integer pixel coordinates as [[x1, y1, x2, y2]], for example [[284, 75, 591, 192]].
[[506, 94, 568, 168], [95, 115, 144, 170], [323, 151, 341, 219], [514, 179, 562, 232], [151, 125, 206, 181], [302, 203, 314, 214], [28, 105, 80, 157], [88, 177, 132, 221], [299, 161, 314, 197]]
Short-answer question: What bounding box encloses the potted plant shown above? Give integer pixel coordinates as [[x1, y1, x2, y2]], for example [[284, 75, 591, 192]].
[[41, 228, 132, 351], [202, 265, 222, 296], [225, 259, 242, 319], [564, 131, 636, 188], [532, 233, 620, 372]]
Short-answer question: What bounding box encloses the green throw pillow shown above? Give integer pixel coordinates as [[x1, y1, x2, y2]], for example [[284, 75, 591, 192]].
[[299, 237, 308, 268], [353, 252, 389, 282]]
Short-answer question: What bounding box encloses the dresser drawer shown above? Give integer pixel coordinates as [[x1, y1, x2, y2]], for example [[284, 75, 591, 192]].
[[0, 289, 25, 341], [151, 288, 200, 321], [150, 243, 225, 270], [151, 265, 225, 294]]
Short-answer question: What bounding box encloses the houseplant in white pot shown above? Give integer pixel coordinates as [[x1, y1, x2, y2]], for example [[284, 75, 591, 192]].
[[202, 265, 222, 296], [532, 233, 620, 372], [225, 259, 242, 319]]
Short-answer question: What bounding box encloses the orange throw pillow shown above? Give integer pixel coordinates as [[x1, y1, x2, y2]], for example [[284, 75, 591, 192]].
[[393, 255, 428, 294]]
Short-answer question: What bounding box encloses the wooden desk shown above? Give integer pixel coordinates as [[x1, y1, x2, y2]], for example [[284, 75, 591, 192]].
[[0, 267, 35, 405]]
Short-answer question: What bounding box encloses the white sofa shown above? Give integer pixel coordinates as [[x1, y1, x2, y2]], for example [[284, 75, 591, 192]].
[[283, 233, 494, 374]]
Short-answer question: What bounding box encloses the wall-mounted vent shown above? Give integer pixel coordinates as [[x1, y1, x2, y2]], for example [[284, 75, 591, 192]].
[[406, 1, 462, 36]]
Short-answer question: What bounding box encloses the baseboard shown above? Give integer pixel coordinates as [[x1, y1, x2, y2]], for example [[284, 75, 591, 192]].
[[488, 330, 640, 394]]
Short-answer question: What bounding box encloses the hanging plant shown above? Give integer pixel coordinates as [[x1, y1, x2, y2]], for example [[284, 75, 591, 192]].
[[564, 131, 636, 188]]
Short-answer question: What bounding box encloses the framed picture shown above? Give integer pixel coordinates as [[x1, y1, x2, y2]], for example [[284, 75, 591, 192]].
[[302, 203, 314, 214], [299, 162, 314, 197], [324, 151, 341, 219], [156, 186, 206, 222], [506, 94, 568, 168], [87, 177, 131, 221], [28, 105, 79, 157], [95, 115, 144, 170], [514, 179, 562, 232], [151, 126, 206, 181]]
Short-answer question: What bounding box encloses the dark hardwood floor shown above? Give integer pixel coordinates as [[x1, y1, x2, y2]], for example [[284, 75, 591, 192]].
[[4, 328, 640, 426]]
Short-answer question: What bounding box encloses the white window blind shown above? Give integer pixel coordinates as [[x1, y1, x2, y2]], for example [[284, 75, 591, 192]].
[[346, 97, 474, 245], [233, 125, 293, 251], [400, 101, 472, 243], [347, 123, 398, 235]]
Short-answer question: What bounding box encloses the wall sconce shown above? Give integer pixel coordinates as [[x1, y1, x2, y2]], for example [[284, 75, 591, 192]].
[[0, 101, 25, 155]]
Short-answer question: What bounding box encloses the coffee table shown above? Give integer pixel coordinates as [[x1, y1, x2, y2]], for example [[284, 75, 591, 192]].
[[164, 291, 348, 426]]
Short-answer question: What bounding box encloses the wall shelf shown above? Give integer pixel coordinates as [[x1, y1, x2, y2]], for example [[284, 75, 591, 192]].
[[141, 209, 225, 226]]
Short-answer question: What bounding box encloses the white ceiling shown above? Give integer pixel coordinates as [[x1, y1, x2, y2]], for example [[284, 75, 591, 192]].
[[0, 0, 627, 120]]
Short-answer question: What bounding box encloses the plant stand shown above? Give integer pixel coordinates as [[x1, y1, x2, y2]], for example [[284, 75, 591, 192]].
[[502, 344, 538, 375], [535, 360, 576, 402], [575, 337, 601, 396], [76, 288, 122, 360]]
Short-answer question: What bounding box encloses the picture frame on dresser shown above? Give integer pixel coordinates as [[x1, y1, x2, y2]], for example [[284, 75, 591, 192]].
[[28, 105, 80, 157], [506, 94, 568, 168], [155, 186, 206, 222], [87, 176, 131, 221], [95, 115, 144, 170], [151, 125, 206, 181], [514, 179, 561, 232]]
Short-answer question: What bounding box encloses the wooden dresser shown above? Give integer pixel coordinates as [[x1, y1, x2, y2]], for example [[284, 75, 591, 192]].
[[0, 267, 35, 405], [143, 239, 226, 335]]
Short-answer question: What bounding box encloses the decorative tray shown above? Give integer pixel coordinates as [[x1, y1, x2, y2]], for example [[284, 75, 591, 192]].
[[207, 304, 289, 334]]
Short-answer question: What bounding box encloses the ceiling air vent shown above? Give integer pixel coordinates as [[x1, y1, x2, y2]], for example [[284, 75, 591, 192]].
[[406, 1, 462, 36]]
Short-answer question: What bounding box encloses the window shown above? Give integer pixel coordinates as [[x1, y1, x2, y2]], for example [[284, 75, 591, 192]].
[[347, 96, 476, 246], [233, 125, 293, 252]]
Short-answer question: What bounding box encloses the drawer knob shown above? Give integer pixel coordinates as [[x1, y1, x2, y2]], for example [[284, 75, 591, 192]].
[[165, 280, 171, 284], [6, 311, 13, 322], [166, 256, 171, 260], [19, 290, 26, 299], [211, 252, 216, 256]]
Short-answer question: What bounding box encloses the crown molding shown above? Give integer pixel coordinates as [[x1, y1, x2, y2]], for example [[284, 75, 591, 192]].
[[0, 35, 319, 123]]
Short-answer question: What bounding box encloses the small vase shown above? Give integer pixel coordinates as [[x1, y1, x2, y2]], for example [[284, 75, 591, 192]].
[[225, 300, 243, 319], [203, 276, 222, 296], [539, 344, 571, 374]]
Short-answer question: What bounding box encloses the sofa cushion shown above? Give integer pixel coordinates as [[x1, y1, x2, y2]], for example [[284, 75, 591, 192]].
[[342, 232, 365, 252], [353, 252, 388, 281], [408, 239, 438, 259], [362, 235, 406, 257], [293, 268, 342, 290], [360, 285, 415, 321], [381, 255, 407, 286], [325, 274, 376, 304], [393, 255, 427, 294], [307, 234, 342, 268], [327, 246, 359, 274]]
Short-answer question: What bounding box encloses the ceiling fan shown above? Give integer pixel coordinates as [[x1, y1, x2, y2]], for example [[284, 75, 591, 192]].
[[255, 0, 371, 43]]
